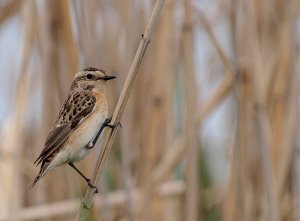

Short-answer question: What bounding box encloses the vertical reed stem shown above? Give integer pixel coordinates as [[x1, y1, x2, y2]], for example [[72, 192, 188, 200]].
[[77, 0, 165, 220]]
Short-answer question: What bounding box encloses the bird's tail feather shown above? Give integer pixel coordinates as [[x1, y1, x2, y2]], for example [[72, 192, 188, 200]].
[[29, 175, 41, 190], [29, 160, 50, 190]]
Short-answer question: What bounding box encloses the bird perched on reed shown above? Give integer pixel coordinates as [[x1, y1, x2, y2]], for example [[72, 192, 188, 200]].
[[30, 67, 117, 191]]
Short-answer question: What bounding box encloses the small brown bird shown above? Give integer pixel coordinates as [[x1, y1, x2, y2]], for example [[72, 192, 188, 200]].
[[30, 67, 116, 190]]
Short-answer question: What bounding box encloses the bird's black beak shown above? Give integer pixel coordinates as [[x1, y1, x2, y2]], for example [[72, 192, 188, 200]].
[[103, 75, 116, 81]]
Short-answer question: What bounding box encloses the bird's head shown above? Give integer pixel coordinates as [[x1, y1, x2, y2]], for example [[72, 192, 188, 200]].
[[71, 67, 116, 93]]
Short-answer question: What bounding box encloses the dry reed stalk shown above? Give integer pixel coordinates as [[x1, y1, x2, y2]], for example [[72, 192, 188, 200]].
[[223, 62, 254, 221], [137, 30, 161, 221], [77, 0, 165, 219], [223, 1, 246, 220], [119, 139, 135, 221], [256, 110, 279, 221], [137, 2, 178, 220], [245, 1, 280, 220], [182, 0, 199, 221], [282, 5, 300, 220], [289, 3, 300, 220], [268, 24, 291, 186], [161, 15, 179, 221], [277, 3, 299, 200], [295, 109, 300, 221]]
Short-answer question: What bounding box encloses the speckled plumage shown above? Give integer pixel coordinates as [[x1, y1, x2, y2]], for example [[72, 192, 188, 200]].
[[30, 68, 115, 189]]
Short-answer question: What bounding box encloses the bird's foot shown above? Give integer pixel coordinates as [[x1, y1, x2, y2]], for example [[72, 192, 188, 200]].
[[87, 179, 98, 194], [104, 117, 122, 129]]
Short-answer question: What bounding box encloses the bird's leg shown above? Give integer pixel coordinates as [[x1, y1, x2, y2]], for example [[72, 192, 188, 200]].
[[85, 118, 110, 149], [86, 117, 121, 149], [68, 163, 98, 193]]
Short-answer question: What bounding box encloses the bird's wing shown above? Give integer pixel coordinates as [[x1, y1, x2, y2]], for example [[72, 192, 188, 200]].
[[34, 92, 96, 166]]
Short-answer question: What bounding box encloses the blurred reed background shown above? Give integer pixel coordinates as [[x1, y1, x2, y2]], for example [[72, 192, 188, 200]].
[[0, 0, 300, 220]]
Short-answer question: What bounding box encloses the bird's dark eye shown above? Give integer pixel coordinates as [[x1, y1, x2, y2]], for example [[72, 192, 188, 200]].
[[86, 74, 93, 79]]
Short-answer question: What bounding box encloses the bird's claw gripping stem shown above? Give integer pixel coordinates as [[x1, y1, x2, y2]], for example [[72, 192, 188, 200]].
[[104, 117, 122, 129], [87, 179, 98, 193]]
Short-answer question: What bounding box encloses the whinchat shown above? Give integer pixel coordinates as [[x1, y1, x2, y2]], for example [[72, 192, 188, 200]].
[[30, 67, 116, 190]]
